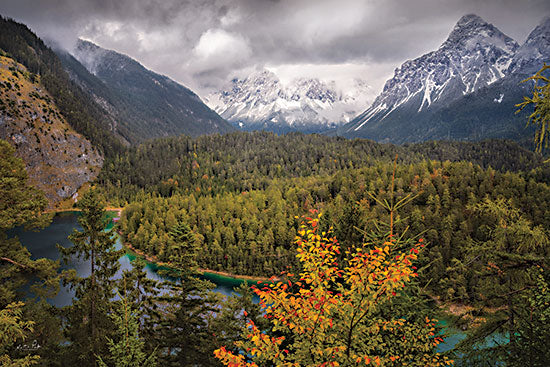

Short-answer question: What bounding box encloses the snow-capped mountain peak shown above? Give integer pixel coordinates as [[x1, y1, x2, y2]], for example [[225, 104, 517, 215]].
[[441, 14, 518, 55], [508, 16, 550, 74], [206, 70, 374, 133], [345, 14, 519, 133]]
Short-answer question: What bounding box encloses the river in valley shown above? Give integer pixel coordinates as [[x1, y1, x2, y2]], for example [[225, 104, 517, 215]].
[[10, 211, 464, 353]]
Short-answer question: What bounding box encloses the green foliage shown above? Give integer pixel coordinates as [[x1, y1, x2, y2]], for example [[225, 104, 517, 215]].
[[118, 159, 550, 284], [517, 63, 550, 153], [454, 198, 549, 366], [165, 222, 199, 267], [98, 132, 541, 206], [0, 139, 60, 364], [59, 189, 123, 366], [0, 302, 40, 367], [0, 140, 47, 230], [507, 268, 550, 366], [97, 294, 156, 367], [148, 221, 223, 366]]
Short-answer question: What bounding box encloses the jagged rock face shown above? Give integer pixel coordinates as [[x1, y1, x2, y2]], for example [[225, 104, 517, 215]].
[[346, 14, 519, 134], [508, 17, 550, 74], [0, 54, 103, 205], [206, 69, 373, 133], [339, 14, 549, 143]]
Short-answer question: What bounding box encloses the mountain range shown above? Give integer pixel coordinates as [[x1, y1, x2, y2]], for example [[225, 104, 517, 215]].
[[1, 13, 549, 204], [206, 69, 374, 134], [337, 14, 550, 143], [0, 16, 234, 205]]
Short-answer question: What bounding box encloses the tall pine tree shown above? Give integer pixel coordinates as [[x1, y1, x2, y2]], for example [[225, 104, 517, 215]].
[[59, 188, 122, 366]]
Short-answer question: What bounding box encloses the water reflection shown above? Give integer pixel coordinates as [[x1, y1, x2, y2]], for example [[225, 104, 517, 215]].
[[10, 211, 240, 307]]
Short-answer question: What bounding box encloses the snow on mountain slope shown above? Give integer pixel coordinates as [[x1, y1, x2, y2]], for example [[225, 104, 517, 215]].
[[344, 14, 519, 134], [206, 69, 374, 133], [508, 16, 550, 74]]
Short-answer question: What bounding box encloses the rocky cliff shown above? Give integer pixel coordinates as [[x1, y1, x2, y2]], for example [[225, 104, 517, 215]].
[[0, 53, 103, 205]]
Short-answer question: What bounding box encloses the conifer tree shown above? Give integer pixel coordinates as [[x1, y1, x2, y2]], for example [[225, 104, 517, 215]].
[[455, 198, 549, 366], [97, 294, 156, 367], [0, 139, 59, 364], [151, 222, 222, 366], [508, 268, 550, 366], [59, 188, 122, 366], [0, 302, 40, 367], [0, 139, 53, 306], [517, 63, 550, 153]]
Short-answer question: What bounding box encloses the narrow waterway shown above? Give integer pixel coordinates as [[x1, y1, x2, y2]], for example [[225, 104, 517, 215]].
[[10, 211, 244, 307], [11, 211, 464, 353]]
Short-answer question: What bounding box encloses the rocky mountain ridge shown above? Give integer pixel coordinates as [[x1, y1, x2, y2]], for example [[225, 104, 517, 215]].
[[65, 39, 234, 143], [206, 69, 373, 133], [339, 14, 550, 143]]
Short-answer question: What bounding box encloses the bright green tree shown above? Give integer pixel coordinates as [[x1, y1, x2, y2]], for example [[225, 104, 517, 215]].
[[0, 302, 39, 367], [517, 63, 550, 153], [97, 294, 156, 367], [0, 139, 59, 364]]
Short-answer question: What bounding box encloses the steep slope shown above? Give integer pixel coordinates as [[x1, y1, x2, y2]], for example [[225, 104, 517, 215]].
[[402, 16, 550, 145], [508, 16, 550, 75], [340, 14, 530, 143], [0, 16, 125, 156], [56, 50, 134, 145], [67, 39, 234, 142], [206, 69, 373, 134], [0, 53, 102, 204]]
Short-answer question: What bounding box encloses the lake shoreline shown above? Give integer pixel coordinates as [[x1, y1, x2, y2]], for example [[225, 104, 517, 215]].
[[121, 234, 275, 283], [44, 207, 123, 215]]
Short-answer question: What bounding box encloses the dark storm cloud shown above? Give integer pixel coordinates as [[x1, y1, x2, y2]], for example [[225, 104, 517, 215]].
[[0, 0, 548, 93]]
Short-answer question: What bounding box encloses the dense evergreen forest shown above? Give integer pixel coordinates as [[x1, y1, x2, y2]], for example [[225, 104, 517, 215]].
[[1, 16, 549, 365], [107, 132, 550, 309], [98, 132, 542, 204], [96, 130, 550, 365]]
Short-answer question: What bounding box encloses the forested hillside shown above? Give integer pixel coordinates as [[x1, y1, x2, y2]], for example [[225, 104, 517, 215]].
[[99, 132, 548, 291], [58, 39, 234, 144], [0, 16, 124, 156], [117, 159, 550, 284], [98, 132, 542, 204]]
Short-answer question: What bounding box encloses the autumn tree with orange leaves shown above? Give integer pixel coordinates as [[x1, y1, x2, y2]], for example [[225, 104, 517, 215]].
[[215, 207, 452, 367]]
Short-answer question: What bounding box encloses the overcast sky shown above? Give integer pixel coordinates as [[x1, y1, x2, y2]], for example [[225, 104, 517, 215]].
[[0, 0, 549, 98]]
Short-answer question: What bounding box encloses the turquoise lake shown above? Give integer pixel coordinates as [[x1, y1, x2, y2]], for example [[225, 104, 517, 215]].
[[10, 211, 464, 354], [9, 211, 244, 307]]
